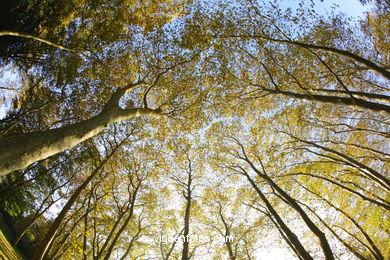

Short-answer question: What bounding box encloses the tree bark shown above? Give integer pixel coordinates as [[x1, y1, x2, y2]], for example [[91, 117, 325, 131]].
[[82, 194, 92, 260], [94, 210, 126, 259], [279, 172, 390, 210], [0, 87, 161, 177], [300, 202, 368, 260], [252, 168, 334, 260], [299, 183, 384, 260]]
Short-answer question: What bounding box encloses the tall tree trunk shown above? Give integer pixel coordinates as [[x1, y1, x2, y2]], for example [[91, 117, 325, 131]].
[[255, 86, 390, 116], [181, 187, 192, 260], [102, 184, 140, 260], [163, 229, 184, 260], [218, 206, 235, 260], [287, 134, 390, 191], [13, 171, 74, 245], [13, 199, 57, 245], [299, 182, 384, 260], [235, 142, 334, 260], [252, 169, 334, 259], [82, 194, 92, 260], [32, 139, 124, 260], [119, 220, 144, 260], [94, 210, 126, 260], [265, 211, 305, 260], [243, 172, 313, 260], [252, 35, 390, 80], [301, 201, 369, 260], [280, 172, 390, 210], [0, 86, 161, 177]]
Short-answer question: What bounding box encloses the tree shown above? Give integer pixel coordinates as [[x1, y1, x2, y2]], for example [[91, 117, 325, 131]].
[[32, 130, 132, 260], [0, 0, 389, 259]]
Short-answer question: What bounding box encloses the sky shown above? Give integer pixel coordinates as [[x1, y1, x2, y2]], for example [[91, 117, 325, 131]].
[[278, 0, 368, 18], [316, 0, 368, 17]]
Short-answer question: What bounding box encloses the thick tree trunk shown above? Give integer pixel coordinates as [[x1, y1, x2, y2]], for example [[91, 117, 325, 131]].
[[0, 104, 160, 177]]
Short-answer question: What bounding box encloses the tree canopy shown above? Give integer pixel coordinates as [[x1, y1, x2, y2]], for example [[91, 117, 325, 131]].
[[0, 0, 388, 259]]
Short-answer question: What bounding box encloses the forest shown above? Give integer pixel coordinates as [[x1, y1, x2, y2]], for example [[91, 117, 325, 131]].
[[0, 0, 388, 259]]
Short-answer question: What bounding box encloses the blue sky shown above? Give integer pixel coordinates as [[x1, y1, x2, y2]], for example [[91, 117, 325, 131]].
[[315, 0, 368, 17], [279, 0, 369, 19]]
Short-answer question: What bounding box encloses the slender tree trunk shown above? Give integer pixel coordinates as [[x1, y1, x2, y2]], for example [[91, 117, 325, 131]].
[[299, 182, 384, 260], [13, 200, 57, 245], [311, 89, 390, 103], [102, 185, 139, 260], [82, 194, 92, 260], [287, 135, 390, 191], [13, 172, 74, 245], [266, 212, 305, 260], [47, 196, 95, 259], [235, 142, 334, 260], [32, 140, 124, 260], [256, 35, 390, 80], [218, 207, 235, 260], [255, 86, 390, 116], [220, 33, 390, 79], [252, 170, 334, 260], [279, 172, 390, 210], [243, 172, 313, 260], [163, 229, 184, 260], [300, 201, 368, 260], [119, 235, 137, 260], [94, 210, 126, 259], [181, 187, 192, 260]]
